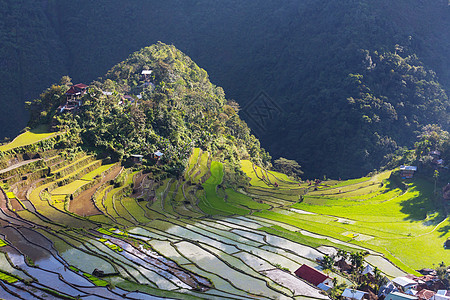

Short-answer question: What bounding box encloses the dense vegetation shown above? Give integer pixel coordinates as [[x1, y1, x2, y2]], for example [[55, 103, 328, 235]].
[[0, 41, 449, 298], [1, 0, 449, 178], [26, 43, 270, 178]]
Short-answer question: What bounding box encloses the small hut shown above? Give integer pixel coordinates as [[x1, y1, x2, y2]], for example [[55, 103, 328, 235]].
[[130, 154, 143, 164], [141, 70, 153, 82], [153, 150, 164, 160], [399, 166, 417, 179]]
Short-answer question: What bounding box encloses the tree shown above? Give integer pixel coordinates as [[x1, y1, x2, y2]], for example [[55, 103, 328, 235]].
[[373, 267, 384, 288], [320, 254, 335, 271], [337, 249, 348, 260], [349, 252, 364, 272], [273, 157, 304, 179], [434, 169, 439, 195]]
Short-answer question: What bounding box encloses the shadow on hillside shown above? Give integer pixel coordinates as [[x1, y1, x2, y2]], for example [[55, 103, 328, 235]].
[[437, 222, 450, 237], [399, 179, 445, 224], [382, 179, 401, 192]]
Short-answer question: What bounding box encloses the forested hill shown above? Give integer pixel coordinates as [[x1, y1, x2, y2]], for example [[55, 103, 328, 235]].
[[26, 43, 270, 178], [1, 0, 449, 178]]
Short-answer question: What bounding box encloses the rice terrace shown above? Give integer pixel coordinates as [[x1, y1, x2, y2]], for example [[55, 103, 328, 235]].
[[0, 126, 448, 299], [0, 42, 449, 299]]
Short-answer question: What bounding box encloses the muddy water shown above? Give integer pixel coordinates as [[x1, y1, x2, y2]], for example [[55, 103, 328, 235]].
[[107, 236, 212, 291], [6, 248, 87, 297], [1, 227, 94, 287]]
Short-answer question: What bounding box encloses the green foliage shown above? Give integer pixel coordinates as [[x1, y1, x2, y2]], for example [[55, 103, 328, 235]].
[[27, 43, 268, 176], [273, 157, 303, 180]]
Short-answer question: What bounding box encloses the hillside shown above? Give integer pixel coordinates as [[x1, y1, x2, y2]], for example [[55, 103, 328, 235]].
[[0, 44, 448, 299], [0, 139, 448, 298], [26, 43, 270, 179], [1, 0, 449, 179]]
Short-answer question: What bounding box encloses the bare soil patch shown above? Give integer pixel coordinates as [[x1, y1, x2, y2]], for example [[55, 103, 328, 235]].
[[69, 166, 121, 217], [9, 198, 24, 211], [0, 191, 7, 210]]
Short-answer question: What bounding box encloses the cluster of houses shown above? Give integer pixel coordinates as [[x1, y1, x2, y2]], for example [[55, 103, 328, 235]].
[[293, 264, 449, 300], [379, 271, 450, 300], [130, 151, 164, 164], [60, 69, 154, 113], [429, 151, 444, 167], [398, 150, 447, 180]]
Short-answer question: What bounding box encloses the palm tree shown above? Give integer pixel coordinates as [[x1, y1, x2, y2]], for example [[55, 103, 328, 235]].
[[373, 267, 385, 294], [337, 249, 348, 260], [350, 252, 364, 272], [321, 254, 335, 271]]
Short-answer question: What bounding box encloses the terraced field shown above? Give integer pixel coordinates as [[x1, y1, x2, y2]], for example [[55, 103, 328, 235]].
[[0, 144, 447, 299], [0, 125, 60, 152]]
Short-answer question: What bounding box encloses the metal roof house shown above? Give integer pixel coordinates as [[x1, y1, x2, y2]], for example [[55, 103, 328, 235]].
[[399, 166, 417, 179], [386, 292, 418, 300], [393, 277, 418, 291], [342, 288, 368, 300]]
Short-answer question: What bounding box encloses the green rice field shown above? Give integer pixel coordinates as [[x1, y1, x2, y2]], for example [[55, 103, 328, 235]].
[[0, 146, 447, 299]]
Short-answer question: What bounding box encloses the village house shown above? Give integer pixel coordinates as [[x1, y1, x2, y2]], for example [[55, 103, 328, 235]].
[[64, 83, 88, 110], [417, 269, 437, 276], [362, 264, 375, 276], [386, 291, 418, 300], [153, 150, 164, 160], [416, 289, 436, 300], [393, 277, 418, 292], [379, 281, 400, 298], [342, 288, 368, 300], [429, 151, 444, 166], [141, 69, 153, 82], [130, 154, 143, 164], [399, 166, 417, 179], [432, 290, 450, 300], [294, 264, 334, 290]]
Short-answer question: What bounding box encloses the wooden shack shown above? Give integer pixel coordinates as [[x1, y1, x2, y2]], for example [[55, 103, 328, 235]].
[[399, 166, 417, 179]]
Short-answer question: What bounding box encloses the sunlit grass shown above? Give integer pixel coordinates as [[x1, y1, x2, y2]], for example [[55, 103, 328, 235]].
[[0, 125, 59, 152]]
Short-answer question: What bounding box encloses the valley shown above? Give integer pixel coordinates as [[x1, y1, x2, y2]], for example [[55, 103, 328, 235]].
[[0, 127, 447, 299]]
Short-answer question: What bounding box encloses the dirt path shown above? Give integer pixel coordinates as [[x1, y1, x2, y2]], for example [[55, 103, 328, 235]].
[[0, 189, 7, 210], [69, 166, 121, 217], [0, 159, 41, 175]]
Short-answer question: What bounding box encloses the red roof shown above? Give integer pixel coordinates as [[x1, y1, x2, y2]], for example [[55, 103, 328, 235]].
[[416, 289, 436, 300], [66, 83, 88, 95], [73, 83, 88, 89], [294, 264, 329, 286], [65, 86, 79, 95]]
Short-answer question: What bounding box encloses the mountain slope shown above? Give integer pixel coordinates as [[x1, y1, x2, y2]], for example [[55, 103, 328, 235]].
[[27, 43, 270, 177], [1, 0, 449, 178]]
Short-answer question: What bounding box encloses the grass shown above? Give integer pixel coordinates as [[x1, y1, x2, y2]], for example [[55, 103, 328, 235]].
[[258, 225, 357, 252], [0, 271, 19, 283], [199, 161, 250, 216], [51, 180, 89, 195], [241, 160, 271, 188], [83, 273, 109, 286], [225, 188, 271, 210], [121, 197, 152, 223], [0, 125, 59, 152], [185, 148, 201, 180], [254, 175, 449, 271], [80, 163, 115, 180], [7, 144, 448, 295], [191, 151, 209, 184]]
